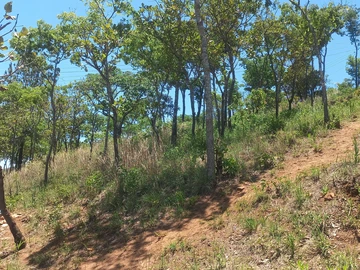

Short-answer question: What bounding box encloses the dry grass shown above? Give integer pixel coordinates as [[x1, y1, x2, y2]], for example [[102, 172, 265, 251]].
[[148, 161, 360, 269]]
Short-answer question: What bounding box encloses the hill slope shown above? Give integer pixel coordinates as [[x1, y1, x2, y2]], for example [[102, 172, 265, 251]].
[[2, 119, 360, 269]]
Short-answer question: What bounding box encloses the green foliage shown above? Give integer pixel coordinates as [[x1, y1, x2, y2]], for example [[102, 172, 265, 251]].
[[85, 171, 104, 197], [285, 232, 296, 259], [353, 136, 359, 164], [245, 88, 267, 113], [329, 251, 358, 270], [272, 178, 292, 198], [222, 157, 240, 177], [255, 152, 275, 171], [346, 55, 360, 88], [293, 183, 308, 209]]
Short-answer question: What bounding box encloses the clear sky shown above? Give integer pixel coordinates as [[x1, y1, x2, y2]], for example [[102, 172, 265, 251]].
[[2, 0, 359, 88]]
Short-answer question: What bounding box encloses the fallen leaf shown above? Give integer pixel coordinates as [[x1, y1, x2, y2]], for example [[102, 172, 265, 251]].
[[324, 192, 335, 201]]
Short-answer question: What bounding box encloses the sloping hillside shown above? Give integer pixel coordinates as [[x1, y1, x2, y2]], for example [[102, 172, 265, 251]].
[[1, 120, 360, 269]]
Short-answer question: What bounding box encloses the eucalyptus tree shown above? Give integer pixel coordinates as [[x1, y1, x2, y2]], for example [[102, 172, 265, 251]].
[[289, 0, 345, 123], [59, 0, 132, 165], [204, 0, 261, 135], [344, 6, 360, 89], [11, 21, 70, 185], [133, 0, 200, 144], [194, 0, 215, 181]]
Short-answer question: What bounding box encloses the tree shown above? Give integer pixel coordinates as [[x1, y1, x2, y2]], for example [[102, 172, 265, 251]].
[[344, 6, 360, 89], [194, 0, 215, 181], [73, 76, 107, 155], [0, 83, 45, 170], [205, 0, 261, 135], [133, 0, 200, 144], [11, 21, 70, 185], [59, 0, 132, 166], [0, 1, 27, 251], [289, 0, 345, 124], [346, 55, 360, 88]]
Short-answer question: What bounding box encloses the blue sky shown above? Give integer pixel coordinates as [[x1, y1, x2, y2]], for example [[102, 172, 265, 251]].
[[2, 0, 359, 88]]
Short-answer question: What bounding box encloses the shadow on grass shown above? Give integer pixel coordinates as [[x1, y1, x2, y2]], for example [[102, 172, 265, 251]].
[[26, 183, 244, 270], [0, 250, 17, 260]]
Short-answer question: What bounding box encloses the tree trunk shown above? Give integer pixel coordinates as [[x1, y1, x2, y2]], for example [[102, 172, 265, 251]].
[[195, 0, 215, 181], [311, 57, 315, 106], [171, 84, 179, 146], [184, 71, 197, 137], [106, 80, 120, 166], [290, 0, 329, 123], [103, 112, 110, 156], [181, 88, 186, 122], [44, 86, 57, 185], [16, 138, 24, 171], [0, 167, 26, 250], [318, 51, 330, 123], [213, 91, 221, 136], [196, 85, 204, 124], [355, 42, 358, 89]]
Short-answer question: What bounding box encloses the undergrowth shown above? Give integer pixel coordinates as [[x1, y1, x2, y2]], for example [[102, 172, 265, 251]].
[[2, 89, 360, 269]]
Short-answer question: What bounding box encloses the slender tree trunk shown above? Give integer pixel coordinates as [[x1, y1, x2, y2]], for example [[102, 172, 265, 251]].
[[228, 54, 236, 130], [44, 86, 57, 185], [196, 86, 203, 123], [311, 57, 315, 106], [10, 128, 16, 172], [16, 138, 24, 171], [184, 71, 197, 137], [213, 91, 221, 136], [103, 112, 110, 156], [318, 52, 330, 123], [290, 0, 329, 123], [105, 80, 120, 166], [181, 89, 186, 122], [171, 84, 179, 146], [195, 0, 215, 181], [0, 167, 26, 250], [275, 84, 280, 118], [355, 42, 358, 89], [265, 36, 280, 118]]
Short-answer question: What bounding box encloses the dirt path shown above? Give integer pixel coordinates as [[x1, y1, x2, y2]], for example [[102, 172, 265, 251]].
[[2, 120, 360, 270], [268, 120, 360, 180], [80, 120, 360, 270]]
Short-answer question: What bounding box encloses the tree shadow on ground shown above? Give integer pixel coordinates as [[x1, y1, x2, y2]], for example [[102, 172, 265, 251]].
[[26, 181, 246, 269]]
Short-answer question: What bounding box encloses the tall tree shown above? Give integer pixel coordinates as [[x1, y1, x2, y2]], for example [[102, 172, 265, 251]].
[[59, 0, 132, 166], [12, 21, 70, 185], [289, 0, 345, 124], [194, 0, 215, 181], [345, 7, 360, 89], [133, 0, 200, 144], [205, 0, 261, 135]]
